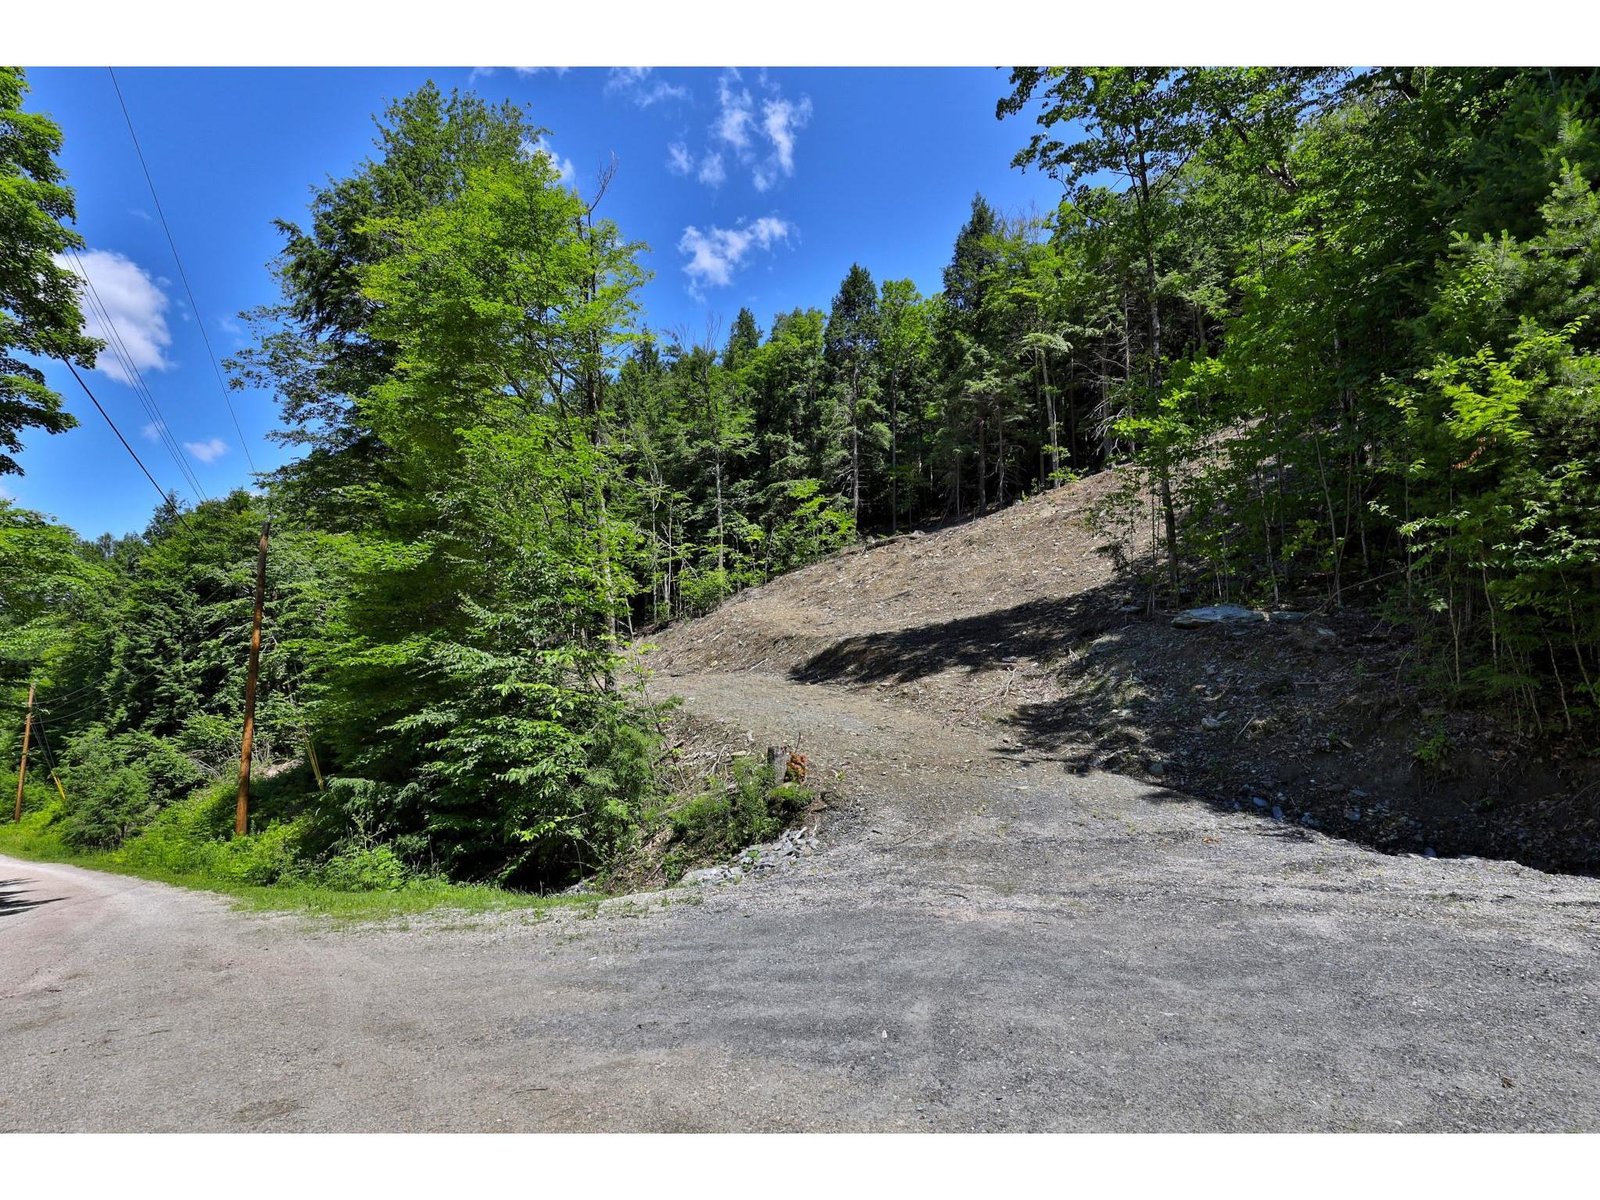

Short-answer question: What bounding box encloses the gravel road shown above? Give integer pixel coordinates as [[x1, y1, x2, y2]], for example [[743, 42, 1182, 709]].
[[4, 665, 1600, 1131]]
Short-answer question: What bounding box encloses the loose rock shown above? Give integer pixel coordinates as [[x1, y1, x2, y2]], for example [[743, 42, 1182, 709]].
[[1172, 604, 1266, 629]]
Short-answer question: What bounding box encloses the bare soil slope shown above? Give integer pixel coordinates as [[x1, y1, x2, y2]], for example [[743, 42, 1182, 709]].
[[644, 469, 1128, 727], [645, 470, 1600, 873]]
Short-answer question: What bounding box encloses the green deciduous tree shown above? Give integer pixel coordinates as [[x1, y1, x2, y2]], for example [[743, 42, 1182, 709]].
[[0, 67, 100, 475]]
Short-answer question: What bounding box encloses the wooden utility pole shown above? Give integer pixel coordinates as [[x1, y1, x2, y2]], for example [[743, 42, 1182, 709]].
[[234, 520, 270, 837], [13, 683, 34, 822]]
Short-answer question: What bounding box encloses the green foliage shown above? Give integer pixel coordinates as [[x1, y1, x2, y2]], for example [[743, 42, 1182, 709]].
[[240, 92, 658, 887], [665, 756, 810, 870], [1000, 65, 1600, 730], [0, 499, 114, 695], [0, 786, 584, 922], [1413, 723, 1454, 771], [55, 725, 204, 849], [0, 67, 101, 475], [97, 784, 305, 885], [313, 844, 411, 892], [764, 479, 856, 574], [12, 69, 1600, 906]]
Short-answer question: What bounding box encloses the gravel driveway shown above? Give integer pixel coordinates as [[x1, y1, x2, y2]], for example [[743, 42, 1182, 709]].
[[4, 666, 1599, 1131]]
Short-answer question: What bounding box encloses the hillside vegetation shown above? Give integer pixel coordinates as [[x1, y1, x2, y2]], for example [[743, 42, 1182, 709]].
[[3, 67, 1600, 896]]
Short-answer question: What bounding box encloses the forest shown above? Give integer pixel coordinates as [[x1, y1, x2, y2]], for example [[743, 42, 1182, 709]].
[[4, 66, 1599, 893]]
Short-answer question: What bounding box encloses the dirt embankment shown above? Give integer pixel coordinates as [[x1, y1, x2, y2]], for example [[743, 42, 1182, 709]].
[[643, 469, 1600, 875]]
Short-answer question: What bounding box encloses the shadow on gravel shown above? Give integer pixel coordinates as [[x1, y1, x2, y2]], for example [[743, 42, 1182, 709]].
[[791, 586, 1600, 878], [0, 877, 66, 920]]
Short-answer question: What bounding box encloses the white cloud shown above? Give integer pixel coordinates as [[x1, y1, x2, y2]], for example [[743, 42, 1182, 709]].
[[753, 95, 812, 191], [697, 152, 726, 187], [183, 437, 229, 464], [606, 67, 687, 108], [469, 66, 570, 84], [0, 484, 14, 501], [55, 249, 174, 387], [668, 143, 727, 189], [678, 215, 792, 296], [714, 72, 756, 152], [141, 420, 165, 442], [674, 70, 812, 193]]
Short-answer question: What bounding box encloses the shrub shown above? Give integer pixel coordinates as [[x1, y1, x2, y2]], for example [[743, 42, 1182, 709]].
[[56, 725, 205, 850], [115, 782, 306, 885], [667, 756, 811, 860], [315, 844, 411, 892], [210, 818, 306, 885], [1413, 723, 1454, 773], [678, 566, 735, 617]]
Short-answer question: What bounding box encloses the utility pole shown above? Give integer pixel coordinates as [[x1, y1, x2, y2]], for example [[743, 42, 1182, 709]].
[[13, 683, 34, 822], [234, 520, 270, 837]]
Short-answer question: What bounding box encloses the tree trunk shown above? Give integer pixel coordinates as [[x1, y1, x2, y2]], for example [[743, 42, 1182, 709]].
[[889, 374, 899, 533], [977, 408, 988, 515], [1043, 351, 1060, 484], [715, 451, 725, 574], [851, 417, 860, 526], [997, 403, 1007, 508], [848, 362, 863, 526]]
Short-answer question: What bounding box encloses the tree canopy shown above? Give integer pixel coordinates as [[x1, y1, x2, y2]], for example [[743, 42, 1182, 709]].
[[8, 67, 1600, 889], [0, 66, 100, 475]]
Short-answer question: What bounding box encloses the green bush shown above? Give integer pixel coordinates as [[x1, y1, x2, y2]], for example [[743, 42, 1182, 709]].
[[1412, 723, 1454, 772], [114, 783, 305, 885], [216, 820, 306, 885], [55, 725, 205, 850], [678, 566, 736, 616], [668, 756, 811, 859], [0, 792, 72, 859], [315, 844, 411, 892]]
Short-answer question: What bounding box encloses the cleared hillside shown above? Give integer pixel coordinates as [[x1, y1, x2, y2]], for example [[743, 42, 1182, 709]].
[[642, 469, 1600, 874]]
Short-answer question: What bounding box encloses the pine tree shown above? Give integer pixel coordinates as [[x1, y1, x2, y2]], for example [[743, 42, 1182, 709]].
[[823, 264, 883, 523]]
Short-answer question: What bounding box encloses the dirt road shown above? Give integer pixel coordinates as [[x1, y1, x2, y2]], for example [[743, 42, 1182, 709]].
[[5, 661, 1599, 1131]]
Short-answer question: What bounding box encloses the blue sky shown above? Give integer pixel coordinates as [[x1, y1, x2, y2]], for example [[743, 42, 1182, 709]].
[[7, 67, 1066, 539]]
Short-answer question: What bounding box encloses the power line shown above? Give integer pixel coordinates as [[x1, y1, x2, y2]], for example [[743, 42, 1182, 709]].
[[39, 591, 244, 712], [107, 67, 258, 475], [64, 247, 208, 505], [67, 247, 206, 503], [66, 362, 171, 506], [32, 711, 61, 776], [34, 564, 279, 723], [37, 632, 310, 731]]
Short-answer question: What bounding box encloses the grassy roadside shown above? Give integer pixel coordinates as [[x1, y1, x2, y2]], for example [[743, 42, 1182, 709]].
[[0, 803, 598, 923], [1, 737, 812, 922]]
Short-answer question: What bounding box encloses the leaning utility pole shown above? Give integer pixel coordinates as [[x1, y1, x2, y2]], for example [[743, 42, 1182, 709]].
[[13, 683, 34, 822], [234, 520, 270, 837]]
